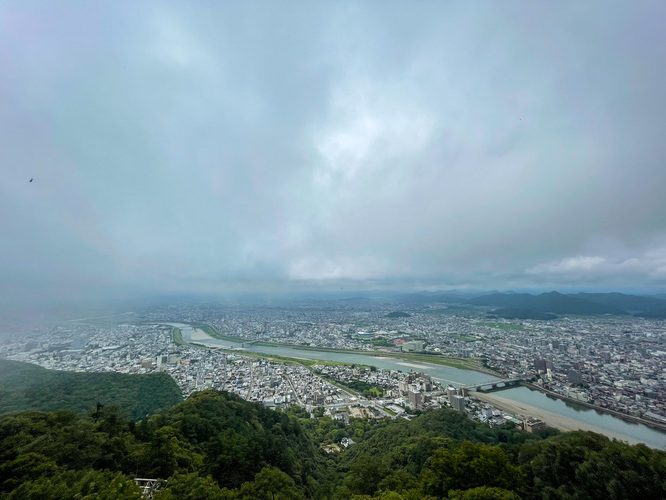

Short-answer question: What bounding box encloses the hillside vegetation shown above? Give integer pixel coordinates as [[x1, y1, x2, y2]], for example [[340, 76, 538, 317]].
[[1, 389, 665, 499], [0, 359, 182, 420]]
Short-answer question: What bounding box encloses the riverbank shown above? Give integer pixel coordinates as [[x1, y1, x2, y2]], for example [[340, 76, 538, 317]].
[[471, 391, 647, 447], [192, 323, 501, 375], [184, 330, 368, 369], [172, 323, 502, 387], [171, 327, 186, 346], [520, 382, 666, 433]]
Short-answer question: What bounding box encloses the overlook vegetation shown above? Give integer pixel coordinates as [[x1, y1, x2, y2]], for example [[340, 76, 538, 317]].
[[1, 389, 665, 499], [0, 359, 182, 420]]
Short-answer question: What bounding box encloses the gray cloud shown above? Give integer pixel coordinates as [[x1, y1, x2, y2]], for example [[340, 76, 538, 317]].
[[2, 1, 666, 305]]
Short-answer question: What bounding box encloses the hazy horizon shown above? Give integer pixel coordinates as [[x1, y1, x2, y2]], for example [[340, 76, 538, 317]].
[[2, 1, 666, 307]]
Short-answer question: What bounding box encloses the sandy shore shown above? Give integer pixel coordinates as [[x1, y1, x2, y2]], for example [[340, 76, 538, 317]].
[[472, 391, 643, 446], [395, 361, 432, 370], [190, 328, 210, 341]]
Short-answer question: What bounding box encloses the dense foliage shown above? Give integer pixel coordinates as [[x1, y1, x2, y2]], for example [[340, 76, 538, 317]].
[[0, 359, 182, 420], [317, 374, 385, 398], [1, 388, 664, 499], [0, 390, 332, 499], [333, 410, 666, 499]]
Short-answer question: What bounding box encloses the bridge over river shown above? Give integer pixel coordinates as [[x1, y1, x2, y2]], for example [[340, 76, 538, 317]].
[[461, 377, 525, 392]]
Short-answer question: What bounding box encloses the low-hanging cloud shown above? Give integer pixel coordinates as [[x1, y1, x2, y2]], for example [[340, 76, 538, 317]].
[[526, 243, 666, 287]]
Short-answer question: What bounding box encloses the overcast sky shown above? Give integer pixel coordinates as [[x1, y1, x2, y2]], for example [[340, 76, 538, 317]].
[[2, 1, 666, 305]]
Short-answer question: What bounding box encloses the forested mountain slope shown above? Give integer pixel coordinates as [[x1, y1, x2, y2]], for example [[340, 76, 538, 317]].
[[0, 359, 182, 420], [1, 389, 664, 499]]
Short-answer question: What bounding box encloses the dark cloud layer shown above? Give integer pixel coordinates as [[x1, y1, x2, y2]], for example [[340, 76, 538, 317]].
[[2, 1, 666, 305]]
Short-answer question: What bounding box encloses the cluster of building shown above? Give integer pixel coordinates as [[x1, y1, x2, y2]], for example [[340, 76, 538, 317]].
[[0, 323, 174, 374], [158, 302, 666, 423], [314, 364, 447, 415], [1, 298, 665, 431], [0, 322, 352, 411], [460, 317, 666, 421], [0, 321, 435, 421]]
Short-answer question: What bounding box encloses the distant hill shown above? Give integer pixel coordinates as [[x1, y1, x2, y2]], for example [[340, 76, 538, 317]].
[[398, 290, 666, 317], [386, 311, 411, 318], [469, 292, 629, 315], [569, 292, 666, 313], [490, 308, 558, 320], [634, 308, 666, 319], [0, 359, 182, 419]]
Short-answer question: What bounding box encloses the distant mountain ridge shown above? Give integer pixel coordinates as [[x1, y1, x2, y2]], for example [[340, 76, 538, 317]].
[[468, 291, 629, 315], [571, 292, 666, 312], [400, 290, 666, 317]]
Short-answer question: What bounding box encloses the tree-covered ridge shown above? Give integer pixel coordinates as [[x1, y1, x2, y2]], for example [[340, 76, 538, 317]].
[[0, 390, 331, 499], [0, 359, 182, 420], [0, 389, 665, 499], [335, 409, 666, 499]]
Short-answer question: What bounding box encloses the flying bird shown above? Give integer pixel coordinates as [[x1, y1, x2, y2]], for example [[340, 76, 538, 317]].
[[29, 178, 33, 183]]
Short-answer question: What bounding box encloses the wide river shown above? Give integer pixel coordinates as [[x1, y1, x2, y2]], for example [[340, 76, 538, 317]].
[[172, 323, 666, 449]]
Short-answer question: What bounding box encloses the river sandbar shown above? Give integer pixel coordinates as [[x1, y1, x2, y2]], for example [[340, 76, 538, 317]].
[[190, 328, 214, 341], [395, 361, 432, 370]]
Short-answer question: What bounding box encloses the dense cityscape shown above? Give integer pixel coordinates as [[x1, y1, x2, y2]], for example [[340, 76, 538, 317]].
[[2, 298, 665, 446]]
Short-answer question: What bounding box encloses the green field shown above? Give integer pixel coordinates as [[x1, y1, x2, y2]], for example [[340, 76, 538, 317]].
[[319, 376, 360, 396], [190, 323, 244, 342], [172, 327, 187, 345]]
